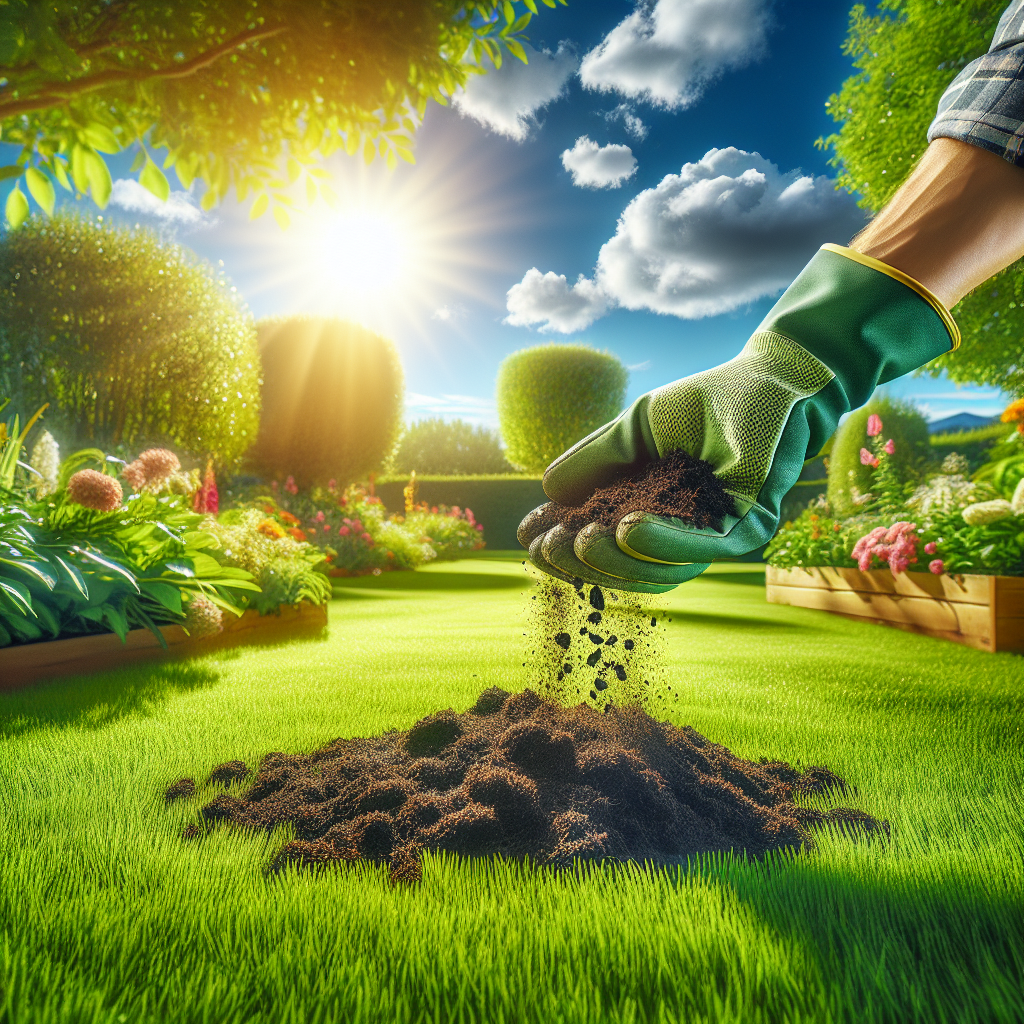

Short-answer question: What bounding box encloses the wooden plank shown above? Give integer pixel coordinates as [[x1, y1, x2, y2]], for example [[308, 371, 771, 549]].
[[0, 602, 328, 692], [994, 616, 1024, 654], [765, 583, 992, 636], [825, 611, 995, 652], [765, 565, 993, 604]]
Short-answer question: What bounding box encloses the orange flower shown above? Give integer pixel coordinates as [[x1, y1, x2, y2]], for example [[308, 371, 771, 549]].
[[257, 519, 286, 539], [287, 527, 307, 541], [1001, 397, 1024, 433], [279, 510, 300, 525]]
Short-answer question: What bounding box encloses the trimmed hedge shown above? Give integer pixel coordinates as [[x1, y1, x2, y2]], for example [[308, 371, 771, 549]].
[[251, 317, 403, 488], [496, 344, 627, 473]]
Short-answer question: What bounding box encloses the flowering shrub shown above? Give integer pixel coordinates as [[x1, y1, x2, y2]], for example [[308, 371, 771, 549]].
[[243, 479, 486, 576], [767, 407, 1024, 577]]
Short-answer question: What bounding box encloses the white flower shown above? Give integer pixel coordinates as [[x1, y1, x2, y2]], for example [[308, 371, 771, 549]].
[[961, 499, 1014, 526], [29, 430, 60, 497], [908, 474, 980, 514], [1011, 477, 1024, 515]]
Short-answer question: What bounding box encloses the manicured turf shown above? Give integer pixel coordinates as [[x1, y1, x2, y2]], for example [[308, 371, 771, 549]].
[[1, 555, 1021, 1024]]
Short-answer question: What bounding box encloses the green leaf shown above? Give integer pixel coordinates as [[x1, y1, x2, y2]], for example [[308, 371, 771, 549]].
[[503, 0, 515, 25], [139, 580, 182, 615], [249, 193, 269, 220], [51, 158, 71, 191], [164, 562, 195, 578], [70, 144, 90, 193], [139, 158, 170, 202], [200, 188, 218, 211], [51, 554, 88, 599], [25, 167, 55, 216], [0, 166, 22, 181], [523, 0, 538, 12], [0, 578, 34, 616], [273, 204, 290, 229], [287, 157, 301, 182], [130, 150, 146, 173], [5, 185, 29, 229], [505, 37, 528, 64], [74, 548, 139, 592], [363, 138, 376, 165], [81, 124, 121, 155], [84, 149, 112, 208]]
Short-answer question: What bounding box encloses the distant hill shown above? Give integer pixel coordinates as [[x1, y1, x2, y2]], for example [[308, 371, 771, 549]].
[[926, 412, 998, 434]]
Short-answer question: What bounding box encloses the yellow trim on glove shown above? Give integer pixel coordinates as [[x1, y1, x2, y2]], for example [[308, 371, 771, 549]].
[[821, 243, 961, 351]]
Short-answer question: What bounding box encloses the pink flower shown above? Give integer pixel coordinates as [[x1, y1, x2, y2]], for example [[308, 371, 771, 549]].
[[323, 524, 331, 532], [327, 478, 337, 491], [929, 559, 944, 575], [475, 523, 484, 532], [860, 448, 879, 467], [193, 463, 218, 515], [67, 469, 123, 512], [271, 480, 279, 492], [924, 542, 937, 555], [351, 519, 363, 532], [284, 475, 298, 495], [121, 461, 146, 492], [339, 526, 350, 536], [867, 414, 883, 437], [361, 532, 373, 545], [315, 511, 325, 522], [883, 439, 895, 455], [137, 448, 180, 485]]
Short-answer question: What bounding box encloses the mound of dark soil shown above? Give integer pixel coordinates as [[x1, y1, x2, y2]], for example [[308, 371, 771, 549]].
[[175, 689, 886, 884], [533, 448, 736, 534]]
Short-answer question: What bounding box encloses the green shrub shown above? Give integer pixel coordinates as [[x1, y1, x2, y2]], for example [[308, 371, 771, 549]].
[[0, 213, 260, 465], [251, 317, 403, 488], [826, 395, 931, 517], [391, 418, 515, 474], [496, 344, 627, 473]]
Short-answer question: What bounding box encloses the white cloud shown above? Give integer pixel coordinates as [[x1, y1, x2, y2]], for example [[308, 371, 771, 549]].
[[109, 178, 206, 226], [627, 360, 652, 372], [580, 0, 771, 110], [452, 43, 578, 141], [432, 303, 467, 322], [561, 137, 637, 189], [505, 148, 866, 331], [604, 104, 648, 140], [505, 269, 611, 333]]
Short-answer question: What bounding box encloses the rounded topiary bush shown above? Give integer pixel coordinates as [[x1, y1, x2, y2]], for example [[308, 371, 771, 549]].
[[0, 213, 260, 465], [827, 394, 931, 517], [496, 344, 628, 473], [252, 316, 403, 487]]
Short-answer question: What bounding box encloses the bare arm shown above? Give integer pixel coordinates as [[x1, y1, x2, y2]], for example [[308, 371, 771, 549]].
[[850, 137, 1024, 309]]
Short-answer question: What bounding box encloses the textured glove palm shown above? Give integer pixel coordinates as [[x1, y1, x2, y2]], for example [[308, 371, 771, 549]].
[[519, 245, 959, 592]]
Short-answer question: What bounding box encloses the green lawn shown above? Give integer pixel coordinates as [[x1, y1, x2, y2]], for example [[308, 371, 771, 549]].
[[1, 555, 1021, 1024]]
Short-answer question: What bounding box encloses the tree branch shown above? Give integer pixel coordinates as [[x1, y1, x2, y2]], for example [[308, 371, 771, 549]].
[[0, 24, 288, 121]]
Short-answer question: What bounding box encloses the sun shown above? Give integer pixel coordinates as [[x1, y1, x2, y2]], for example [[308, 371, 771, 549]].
[[314, 209, 408, 298]]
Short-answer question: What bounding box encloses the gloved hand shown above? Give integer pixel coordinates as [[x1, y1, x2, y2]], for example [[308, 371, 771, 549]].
[[519, 244, 960, 593]]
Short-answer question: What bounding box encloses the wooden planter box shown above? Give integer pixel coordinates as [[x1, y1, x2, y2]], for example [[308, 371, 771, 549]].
[[765, 566, 1023, 653], [0, 601, 329, 692]]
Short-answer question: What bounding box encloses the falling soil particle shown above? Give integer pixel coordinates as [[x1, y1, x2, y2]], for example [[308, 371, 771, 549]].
[[540, 449, 736, 534], [176, 689, 886, 885]]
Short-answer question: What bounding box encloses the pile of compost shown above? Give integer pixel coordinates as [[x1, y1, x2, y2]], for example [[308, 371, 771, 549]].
[[521, 448, 736, 537], [169, 687, 886, 884]]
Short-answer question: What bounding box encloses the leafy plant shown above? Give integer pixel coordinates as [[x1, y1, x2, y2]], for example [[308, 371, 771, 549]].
[[0, 215, 260, 465], [496, 344, 628, 473], [0, 1, 559, 228]]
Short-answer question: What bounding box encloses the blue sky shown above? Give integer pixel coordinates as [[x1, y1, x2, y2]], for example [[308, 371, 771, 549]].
[[1, 0, 1010, 427]]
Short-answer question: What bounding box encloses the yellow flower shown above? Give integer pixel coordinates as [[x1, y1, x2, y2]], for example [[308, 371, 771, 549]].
[[257, 518, 286, 539]]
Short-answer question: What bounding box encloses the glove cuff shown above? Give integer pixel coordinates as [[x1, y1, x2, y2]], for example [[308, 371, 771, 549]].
[[758, 244, 959, 413]]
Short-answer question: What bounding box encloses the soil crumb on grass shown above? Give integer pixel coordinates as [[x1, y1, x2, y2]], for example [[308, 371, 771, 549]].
[[175, 690, 886, 884]]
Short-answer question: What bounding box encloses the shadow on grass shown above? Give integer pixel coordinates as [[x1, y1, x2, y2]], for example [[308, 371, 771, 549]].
[[700, 571, 768, 587], [667, 611, 815, 632], [333, 571, 528, 595], [0, 661, 222, 739]]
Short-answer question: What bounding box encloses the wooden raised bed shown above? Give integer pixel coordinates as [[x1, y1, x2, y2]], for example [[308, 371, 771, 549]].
[[765, 566, 1023, 653], [0, 601, 329, 692]]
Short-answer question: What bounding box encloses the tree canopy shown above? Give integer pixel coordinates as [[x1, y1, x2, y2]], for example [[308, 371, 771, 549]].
[[391, 418, 515, 475], [820, 0, 1022, 396], [0, 0, 562, 228]]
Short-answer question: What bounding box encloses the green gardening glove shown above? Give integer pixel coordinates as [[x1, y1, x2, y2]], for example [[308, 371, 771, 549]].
[[518, 244, 960, 593]]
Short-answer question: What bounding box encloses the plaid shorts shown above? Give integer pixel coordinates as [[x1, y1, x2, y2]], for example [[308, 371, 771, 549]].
[[928, 0, 1024, 165]]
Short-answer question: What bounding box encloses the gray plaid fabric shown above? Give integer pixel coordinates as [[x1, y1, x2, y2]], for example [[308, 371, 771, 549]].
[[928, 0, 1024, 164]]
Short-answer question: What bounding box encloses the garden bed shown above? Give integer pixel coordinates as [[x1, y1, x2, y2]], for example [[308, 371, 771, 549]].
[[765, 566, 1023, 653], [0, 600, 328, 691]]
